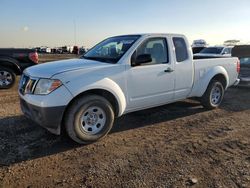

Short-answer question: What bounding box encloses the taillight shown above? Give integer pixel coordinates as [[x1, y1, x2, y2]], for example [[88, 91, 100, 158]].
[[236, 59, 240, 73], [29, 52, 39, 64]]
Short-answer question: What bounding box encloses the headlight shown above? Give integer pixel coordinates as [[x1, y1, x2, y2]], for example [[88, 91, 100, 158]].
[[34, 79, 62, 95]]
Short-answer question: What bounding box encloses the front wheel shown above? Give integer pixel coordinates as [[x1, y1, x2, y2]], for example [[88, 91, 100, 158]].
[[64, 95, 115, 144], [201, 80, 225, 109], [0, 67, 16, 89]]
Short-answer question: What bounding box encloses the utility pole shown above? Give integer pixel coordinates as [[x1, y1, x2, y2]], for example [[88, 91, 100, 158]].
[[74, 20, 76, 46]]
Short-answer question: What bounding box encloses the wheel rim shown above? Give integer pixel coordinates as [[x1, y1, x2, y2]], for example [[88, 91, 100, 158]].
[[210, 84, 222, 105], [79, 106, 107, 135], [0, 70, 13, 87]]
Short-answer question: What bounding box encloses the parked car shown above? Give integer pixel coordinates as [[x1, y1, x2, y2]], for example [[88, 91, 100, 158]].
[[62, 46, 71, 53], [79, 47, 86, 55], [72, 46, 79, 55], [51, 47, 63, 54], [57, 48, 63, 54], [40, 47, 51, 53], [192, 39, 208, 48], [192, 39, 208, 54], [194, 46, 233, 59], [19, 33, 240, 144], [232, 45, 250, 86], [35, 47, 41, 53], [192, 47, 206, 54], [0, 48, 38, 89]]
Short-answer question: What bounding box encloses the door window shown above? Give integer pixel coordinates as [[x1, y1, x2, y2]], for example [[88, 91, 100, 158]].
[[173, 37, 188, 62], [135, 38, 169, 65]]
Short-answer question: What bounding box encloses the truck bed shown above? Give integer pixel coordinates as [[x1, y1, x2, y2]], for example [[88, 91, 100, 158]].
[[190, 58, 239, 97]]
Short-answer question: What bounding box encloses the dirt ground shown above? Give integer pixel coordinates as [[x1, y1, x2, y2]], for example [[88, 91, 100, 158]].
[[0, 55, 249, 188]]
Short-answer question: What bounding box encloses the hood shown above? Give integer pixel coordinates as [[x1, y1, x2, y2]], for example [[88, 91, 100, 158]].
[[24, 58, 112, 78]]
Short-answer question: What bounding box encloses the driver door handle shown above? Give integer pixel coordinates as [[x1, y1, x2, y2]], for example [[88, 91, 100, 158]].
[[164, 67, 174, 73]]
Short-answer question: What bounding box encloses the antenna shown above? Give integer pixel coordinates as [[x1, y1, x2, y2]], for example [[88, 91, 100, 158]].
[[74, 20, 76, 46]]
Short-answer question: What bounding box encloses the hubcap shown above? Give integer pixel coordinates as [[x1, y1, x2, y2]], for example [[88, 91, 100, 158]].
[[0, 71, 13, 86], [80, 106, 106, 135], [211, 85, 222, 105]]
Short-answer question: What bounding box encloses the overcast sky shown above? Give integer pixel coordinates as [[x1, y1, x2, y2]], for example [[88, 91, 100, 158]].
[[0, 0, 250, 48]]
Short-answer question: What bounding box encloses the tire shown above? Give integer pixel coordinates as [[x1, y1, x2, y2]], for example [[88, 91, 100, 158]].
[[64, 95, 115, 144], [0, 66, 16, 89], [201, 80, 225, 110]]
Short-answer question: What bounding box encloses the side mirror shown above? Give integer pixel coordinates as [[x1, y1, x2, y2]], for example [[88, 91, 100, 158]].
[[132, 54, 152, 66]]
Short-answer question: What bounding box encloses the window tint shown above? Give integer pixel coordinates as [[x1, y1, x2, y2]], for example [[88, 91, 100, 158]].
[[200, 47, 223, 54], [173, 37, 188, 62], [240, 57, 250, 65], [136, 38, 168, 65]]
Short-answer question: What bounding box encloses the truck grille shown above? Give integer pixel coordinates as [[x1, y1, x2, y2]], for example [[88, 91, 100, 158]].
[[239, 69, 250, 78], [19, 75, 37, 95]]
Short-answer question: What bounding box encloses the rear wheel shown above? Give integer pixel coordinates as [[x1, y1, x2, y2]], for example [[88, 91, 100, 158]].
[[0, 67, 16, 89], [201, 80, 224, 109], [64, 95, 115, 144]]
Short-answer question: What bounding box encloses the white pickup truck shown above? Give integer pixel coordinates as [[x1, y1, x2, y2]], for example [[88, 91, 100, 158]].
[[19, 34, 240, 144]]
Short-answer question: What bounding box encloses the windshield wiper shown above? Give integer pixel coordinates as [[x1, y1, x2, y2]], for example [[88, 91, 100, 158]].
[[82, 56, 116, 64]]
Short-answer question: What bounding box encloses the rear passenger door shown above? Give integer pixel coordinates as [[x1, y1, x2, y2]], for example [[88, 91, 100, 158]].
[[172, 37, 193, 100]]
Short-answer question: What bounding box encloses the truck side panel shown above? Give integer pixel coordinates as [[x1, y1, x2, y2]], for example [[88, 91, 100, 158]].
[[189, 58, 238, 97]]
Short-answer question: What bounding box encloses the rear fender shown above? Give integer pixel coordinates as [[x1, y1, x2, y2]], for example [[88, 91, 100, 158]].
[[190, 66, 229, 97]]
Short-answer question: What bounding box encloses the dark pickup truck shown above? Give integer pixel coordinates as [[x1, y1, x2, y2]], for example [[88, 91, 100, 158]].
[[232, 45, 250, 87], [0, 48, 38, 89]]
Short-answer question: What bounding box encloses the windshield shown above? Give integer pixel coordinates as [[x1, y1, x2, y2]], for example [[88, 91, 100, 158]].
[[82, 35, 141, 63], [200, 47, 224, 54]]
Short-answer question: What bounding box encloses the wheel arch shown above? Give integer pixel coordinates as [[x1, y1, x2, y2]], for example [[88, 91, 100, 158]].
[[0, 58, 22, 75], [190, 66, 229, 97], [210, 74, 227, 89], [65, 88, 121, 117], [63, 77, 127, 117]]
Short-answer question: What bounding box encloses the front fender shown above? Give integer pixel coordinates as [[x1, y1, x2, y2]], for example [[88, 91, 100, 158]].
[[66, 77, 127, 116], [190, 66, 229, 97]]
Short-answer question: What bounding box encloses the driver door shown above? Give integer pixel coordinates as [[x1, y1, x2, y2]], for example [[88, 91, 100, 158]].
[[126, 37, 175, 111]]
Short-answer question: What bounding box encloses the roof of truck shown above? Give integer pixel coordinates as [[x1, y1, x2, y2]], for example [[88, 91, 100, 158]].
[[232, 45, 250, 57], [113, 33, 185, 38]]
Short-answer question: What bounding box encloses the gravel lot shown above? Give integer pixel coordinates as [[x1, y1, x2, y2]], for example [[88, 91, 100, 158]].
[[0, 55, 249, 188]]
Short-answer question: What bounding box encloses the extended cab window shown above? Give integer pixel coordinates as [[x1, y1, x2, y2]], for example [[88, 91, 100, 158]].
[[173, 37, 188, 62], [135, 38, 168, 65]]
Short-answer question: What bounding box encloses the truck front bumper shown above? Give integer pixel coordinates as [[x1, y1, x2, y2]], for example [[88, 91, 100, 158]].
[[19, 85, 73, 135], [20, 98, 66, 135]]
